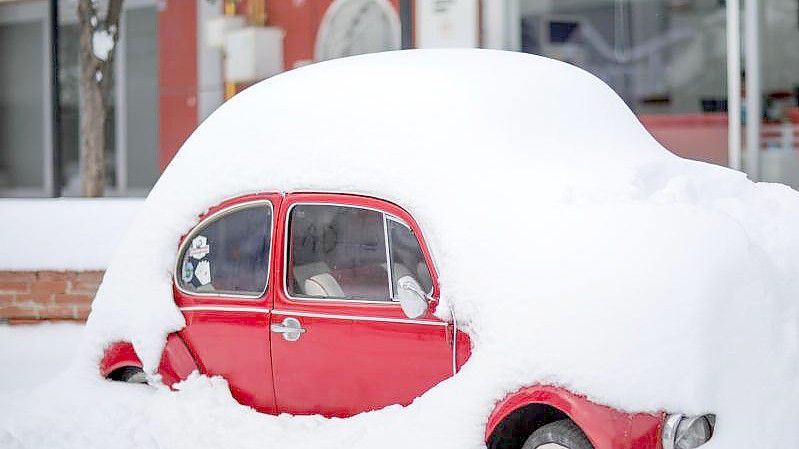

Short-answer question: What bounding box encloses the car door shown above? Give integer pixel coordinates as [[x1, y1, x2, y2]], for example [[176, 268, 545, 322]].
[[173, 193, 281, 414], [270, 193, 455, 417]]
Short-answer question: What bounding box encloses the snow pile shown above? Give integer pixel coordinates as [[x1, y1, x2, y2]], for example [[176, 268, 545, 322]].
[[0, 322, 84, 393], [0, 199, 143, 270], [6, 50, 798, 448]]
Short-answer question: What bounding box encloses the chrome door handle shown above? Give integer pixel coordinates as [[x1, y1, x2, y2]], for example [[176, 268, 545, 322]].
[[271, 317, 306, 341]]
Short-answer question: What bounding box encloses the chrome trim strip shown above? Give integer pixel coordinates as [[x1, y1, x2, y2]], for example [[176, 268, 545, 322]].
[[382, 213, 395, 299], [271, 309, 448, 327], [179, 306, 445, 327], [174, 199, 274, 300], [386, 215, 411, 230], [180, 306, 271, 313]]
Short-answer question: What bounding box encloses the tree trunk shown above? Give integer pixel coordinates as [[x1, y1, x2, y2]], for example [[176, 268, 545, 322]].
[[78, 0, 123, 197], [78, 19, 105, 197]]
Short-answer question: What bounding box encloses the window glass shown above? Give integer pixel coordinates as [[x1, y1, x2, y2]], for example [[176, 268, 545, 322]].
[[178, 204, 272, 296], [0, 17, 46, 196], [387, 219, 433, 296], [288, 204, 390, 301]]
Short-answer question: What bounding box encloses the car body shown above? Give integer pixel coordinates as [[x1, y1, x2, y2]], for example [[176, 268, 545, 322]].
[[100, 190, 713, 449]]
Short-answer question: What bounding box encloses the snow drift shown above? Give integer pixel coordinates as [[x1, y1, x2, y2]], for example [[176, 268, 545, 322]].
[[36, 50, 799, 447]]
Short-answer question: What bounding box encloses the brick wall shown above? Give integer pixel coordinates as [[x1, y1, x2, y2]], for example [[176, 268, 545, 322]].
[[0, 271, 103, 323]]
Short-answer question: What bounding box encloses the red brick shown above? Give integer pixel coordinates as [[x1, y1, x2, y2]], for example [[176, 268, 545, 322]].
[[0, 272, 36, 282], [53, 293, 94, 305], [7, 318, 44, 325], [0, 305, 39, 320], [68, 280, 101, 295], [15, 292, 54, 304], [37, 271, 78, 282], [0, 294, 15, 306], [0, 281, 30, 293], [75, 304, 91, 320], [30, 280, 68, 294], [77, 271, 104, 283], [38, 304, 77, 320]]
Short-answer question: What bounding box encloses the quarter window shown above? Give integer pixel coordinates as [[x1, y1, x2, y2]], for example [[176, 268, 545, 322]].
[[287, 203, 432, 302], [177, 203, 272, 297], [387, 218, 433, 296]]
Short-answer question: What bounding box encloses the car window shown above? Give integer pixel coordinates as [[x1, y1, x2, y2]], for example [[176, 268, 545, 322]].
[[287, 204, 391, 301], [177, 203, 272, 297], [387, 218, 433, 296]]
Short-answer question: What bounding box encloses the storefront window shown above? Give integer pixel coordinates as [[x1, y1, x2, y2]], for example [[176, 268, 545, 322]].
[[0, 0, 158, 198], [0, 3, 49, 196], [59, 3, 159, 196], [517, 0, 730, 165], [759, 0, 799, 188]]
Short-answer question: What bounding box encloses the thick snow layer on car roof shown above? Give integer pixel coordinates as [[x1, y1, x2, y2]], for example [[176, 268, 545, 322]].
[[82, 49, 799, 448]]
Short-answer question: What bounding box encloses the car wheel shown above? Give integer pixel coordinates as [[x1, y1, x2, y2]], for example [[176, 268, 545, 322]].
[[109, 366, 148, 384], [521, 419, 593, 449]]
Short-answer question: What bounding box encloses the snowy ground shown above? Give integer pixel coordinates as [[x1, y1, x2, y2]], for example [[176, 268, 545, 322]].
[[0, 322, 85, 393]]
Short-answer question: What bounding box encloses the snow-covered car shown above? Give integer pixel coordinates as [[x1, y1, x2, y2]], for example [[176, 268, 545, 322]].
[[89, 50, 799, 449], [100, 191, 687, 449]]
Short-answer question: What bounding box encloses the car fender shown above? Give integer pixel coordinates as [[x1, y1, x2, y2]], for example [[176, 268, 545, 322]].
[[99, 333, 198, 387], [99, 341, 143, 378], [484, 384, 663, 449]]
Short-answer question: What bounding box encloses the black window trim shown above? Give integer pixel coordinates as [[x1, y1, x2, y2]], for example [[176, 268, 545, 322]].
[[174, 199, 274, 300]]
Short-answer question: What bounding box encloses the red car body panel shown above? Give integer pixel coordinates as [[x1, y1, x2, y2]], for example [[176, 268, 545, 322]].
[[485, 385, 663, 449], [157, 333, 199, 386], [100, 192, 664, 448], [177, 309, 277, 412]]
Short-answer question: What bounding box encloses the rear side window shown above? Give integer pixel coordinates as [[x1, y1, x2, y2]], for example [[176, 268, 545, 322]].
[[177, 203, 272, 297], [287, 203, 432, 302]]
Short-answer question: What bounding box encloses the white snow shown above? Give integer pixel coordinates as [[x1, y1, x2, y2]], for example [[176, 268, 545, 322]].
[[0, 323, 84, 393], [0, 199, 143, 270], [91, 29, 115, 61], [3, 49, 799, 448]]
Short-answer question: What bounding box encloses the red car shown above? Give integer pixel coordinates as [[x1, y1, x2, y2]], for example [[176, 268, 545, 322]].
[[100, 190, 715, 449]]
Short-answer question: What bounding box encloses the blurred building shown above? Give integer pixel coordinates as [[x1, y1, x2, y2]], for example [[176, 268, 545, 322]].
[[1, 0, 798, 198]]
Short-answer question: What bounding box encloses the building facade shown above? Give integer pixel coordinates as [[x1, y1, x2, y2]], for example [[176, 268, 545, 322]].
[[0, 0, 798, 322], [1, 0, 798, 199]]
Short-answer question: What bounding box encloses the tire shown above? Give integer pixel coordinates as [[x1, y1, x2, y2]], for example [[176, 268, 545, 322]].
[[521, 419, 593, 449], [109, 366, 148, 384]]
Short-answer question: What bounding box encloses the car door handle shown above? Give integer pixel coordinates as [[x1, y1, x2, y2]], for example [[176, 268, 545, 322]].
[[271, 317, 306, 341]]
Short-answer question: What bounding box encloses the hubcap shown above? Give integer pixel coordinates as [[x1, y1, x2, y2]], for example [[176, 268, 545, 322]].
[[536, 444, 570, 449], [126, 371, 148, 384]]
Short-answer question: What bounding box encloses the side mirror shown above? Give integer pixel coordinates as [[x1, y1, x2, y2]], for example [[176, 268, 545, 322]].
[[396, 276, 429, 319]]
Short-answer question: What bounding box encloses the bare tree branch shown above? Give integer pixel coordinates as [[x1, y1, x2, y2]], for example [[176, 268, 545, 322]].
[[105, 0, 124, 38], [100, 0, 124, 98], [77, 0, 99, 33]]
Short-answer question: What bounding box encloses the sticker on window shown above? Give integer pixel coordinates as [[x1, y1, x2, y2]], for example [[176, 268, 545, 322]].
[[181, 260, 194, 283], [189, 235, 210, 260], [194, 260, 212, 286]]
